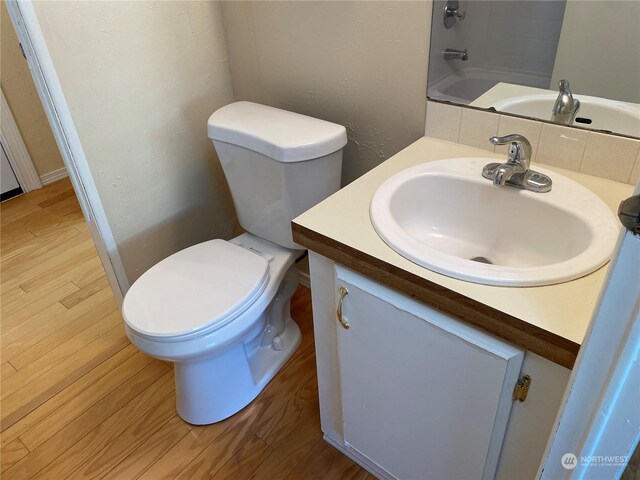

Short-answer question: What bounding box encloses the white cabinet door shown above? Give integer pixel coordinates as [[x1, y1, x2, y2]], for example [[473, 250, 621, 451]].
[[336, 267, 524, 480]]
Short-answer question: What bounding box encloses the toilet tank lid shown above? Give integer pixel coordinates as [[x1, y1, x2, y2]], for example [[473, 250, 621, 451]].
[[207, 101, 347, 163]]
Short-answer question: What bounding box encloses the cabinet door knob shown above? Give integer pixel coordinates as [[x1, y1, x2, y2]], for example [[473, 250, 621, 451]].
[[337, 287, 350, 329]]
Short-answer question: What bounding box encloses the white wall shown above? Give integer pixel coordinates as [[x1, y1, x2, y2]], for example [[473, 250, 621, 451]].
[[551, 0, 640, 104], [220, 1, 432, 185], [32, 1, 238, 283]]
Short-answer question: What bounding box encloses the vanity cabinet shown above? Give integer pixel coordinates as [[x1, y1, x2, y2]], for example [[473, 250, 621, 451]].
[[307, 252, 571, 480], [335, 267, 523, 480]]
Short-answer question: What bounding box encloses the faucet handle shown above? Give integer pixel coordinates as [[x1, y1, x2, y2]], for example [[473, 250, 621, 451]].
[[558, 79, 570, 93], [489, 134, 532, 166]]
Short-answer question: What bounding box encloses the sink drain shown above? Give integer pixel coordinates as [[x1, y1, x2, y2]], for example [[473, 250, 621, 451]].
[[470, 256, 493, 265]]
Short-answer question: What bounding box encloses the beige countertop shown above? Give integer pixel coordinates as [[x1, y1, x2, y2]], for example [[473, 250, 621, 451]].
[[293, 136, 633, 367]]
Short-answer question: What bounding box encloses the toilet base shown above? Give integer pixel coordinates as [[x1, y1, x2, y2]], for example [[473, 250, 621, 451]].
[[174, 317, 302, 425]]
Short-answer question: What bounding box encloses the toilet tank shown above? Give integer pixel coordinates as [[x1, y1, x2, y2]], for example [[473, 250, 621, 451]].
[[208, 102, 347, 250]]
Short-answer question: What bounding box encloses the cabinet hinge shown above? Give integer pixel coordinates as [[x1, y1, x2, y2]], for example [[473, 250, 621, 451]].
[[512, 375, 531, 402]]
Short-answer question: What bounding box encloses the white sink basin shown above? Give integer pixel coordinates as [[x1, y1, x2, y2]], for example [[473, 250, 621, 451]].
[[370, 158, 620, 286], [492, 93, 640, 137]]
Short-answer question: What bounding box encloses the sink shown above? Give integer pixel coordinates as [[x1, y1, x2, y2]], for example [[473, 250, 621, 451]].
[[370, 158, 619, 286], [492, 93, 640, 137]]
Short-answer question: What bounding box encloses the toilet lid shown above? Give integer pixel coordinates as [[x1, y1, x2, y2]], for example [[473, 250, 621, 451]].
[[122, 239, 269, 339]]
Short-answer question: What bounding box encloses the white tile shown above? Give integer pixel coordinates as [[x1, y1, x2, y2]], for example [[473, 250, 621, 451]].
[[580, 132, 640, 183], [629, 148, 640, 186], [494, 115, 543, 161], [458, 108, 499, 152], [425, 101, 461, 142], [535, 123, 588, 171]]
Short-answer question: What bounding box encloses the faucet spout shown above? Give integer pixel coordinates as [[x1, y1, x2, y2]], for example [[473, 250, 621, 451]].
[[492, 165, 520, 186]]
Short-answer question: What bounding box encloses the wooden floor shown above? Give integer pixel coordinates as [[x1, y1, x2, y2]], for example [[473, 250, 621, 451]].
[[1, 179, 373, 479]]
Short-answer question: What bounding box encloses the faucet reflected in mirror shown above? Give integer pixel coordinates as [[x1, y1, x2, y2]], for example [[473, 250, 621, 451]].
[[443, 48, 468, 61], [551, 79, 580, 125]]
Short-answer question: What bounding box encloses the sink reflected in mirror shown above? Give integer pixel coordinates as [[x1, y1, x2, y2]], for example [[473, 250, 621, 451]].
[[471, 84, 640, 137], [370, 158, 620, 286]]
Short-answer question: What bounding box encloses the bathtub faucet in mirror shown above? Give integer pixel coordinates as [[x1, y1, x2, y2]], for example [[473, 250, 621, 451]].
[[444, 48, 468, 61]]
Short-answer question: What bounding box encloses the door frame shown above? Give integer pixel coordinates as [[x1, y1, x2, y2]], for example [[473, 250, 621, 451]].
[[539, 185, 640, 479], [6, 0, 129, 304], [0, 87, 42, 192]]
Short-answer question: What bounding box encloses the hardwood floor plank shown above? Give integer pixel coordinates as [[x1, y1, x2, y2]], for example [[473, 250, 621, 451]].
[[1, 325, 130, 430], [212, 435, 273, 480], [4, 295, 118, 368], [60, 276, 110, 309], [0, 229, 38, 257], [1, 437, 29, 472], [0, 345, 138, 448], [102, 415, 192, 480], [0, 179, 71, 227], [1, 282, 80, 331], [2, 287, 114, 353], [1, 238, 96, 291], [36, 187, 76, 209], [70, 261, 107, 289], [19, 350, 155, 450], [284, 434, 363, 480], [3, 365, 171, 480], [18, 254, 101, 293], [251, 412, 324, 480], [68, 392, 177, 480], [2, 309, 123, 393], [1, 284, 26, 305], [31, 371, 175, 480], [1, 361, 18, 381], [256, 376, 319, 448], [1, 227, 86, 281], [1, 224, 83, 263]]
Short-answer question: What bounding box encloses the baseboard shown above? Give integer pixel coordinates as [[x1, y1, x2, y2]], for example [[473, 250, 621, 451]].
[[298, 270, 310, 288], [323, 434, 395, 480], [40, 167, 68, 185]]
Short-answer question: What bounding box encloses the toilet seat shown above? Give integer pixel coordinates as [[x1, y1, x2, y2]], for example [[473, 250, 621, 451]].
[[123, 239, 270, 341]]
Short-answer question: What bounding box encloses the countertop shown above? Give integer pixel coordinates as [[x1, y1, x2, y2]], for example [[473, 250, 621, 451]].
[[292, 136, 633, 368]]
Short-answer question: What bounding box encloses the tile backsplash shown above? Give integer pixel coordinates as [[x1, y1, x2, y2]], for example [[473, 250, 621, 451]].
[[425, 100, 640, 186]]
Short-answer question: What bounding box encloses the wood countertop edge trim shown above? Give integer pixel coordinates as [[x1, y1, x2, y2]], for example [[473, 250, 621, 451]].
[[292, 221, 579, 369]]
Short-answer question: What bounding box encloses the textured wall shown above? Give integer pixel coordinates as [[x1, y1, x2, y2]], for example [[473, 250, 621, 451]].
[[1, 1, 65, 177], [220, 1, 432, 185], [32, 1, 238, 283]]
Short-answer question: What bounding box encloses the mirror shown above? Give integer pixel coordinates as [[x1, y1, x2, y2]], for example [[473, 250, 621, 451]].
[[427, 0, 640, 138]]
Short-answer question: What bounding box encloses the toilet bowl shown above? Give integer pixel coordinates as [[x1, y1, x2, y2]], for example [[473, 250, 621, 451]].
[[122, 102, 347, 424]]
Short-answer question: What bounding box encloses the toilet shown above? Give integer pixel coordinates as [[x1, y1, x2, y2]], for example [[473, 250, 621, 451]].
[[122, 102, 346, 425]]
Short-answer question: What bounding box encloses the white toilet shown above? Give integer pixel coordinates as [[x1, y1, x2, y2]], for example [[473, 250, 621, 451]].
[[122, 102, 346, 425]]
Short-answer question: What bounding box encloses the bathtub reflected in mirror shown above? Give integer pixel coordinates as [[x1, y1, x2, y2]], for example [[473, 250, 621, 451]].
[[427, 0, 640, 138]]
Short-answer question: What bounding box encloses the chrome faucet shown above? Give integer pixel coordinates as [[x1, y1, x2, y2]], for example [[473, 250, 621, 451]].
[[482, 134, 552, 192], [551, 79, 580, 125], [444, 48, 468, 61]]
